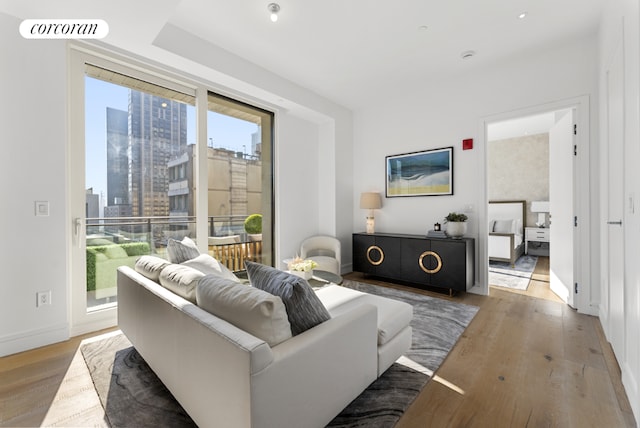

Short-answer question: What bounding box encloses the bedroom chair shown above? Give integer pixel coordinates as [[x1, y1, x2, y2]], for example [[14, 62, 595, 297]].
[[299, 235, 341, 275]]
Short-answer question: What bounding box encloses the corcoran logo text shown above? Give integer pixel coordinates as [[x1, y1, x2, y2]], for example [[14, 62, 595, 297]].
[[20, 19, 109, 39]]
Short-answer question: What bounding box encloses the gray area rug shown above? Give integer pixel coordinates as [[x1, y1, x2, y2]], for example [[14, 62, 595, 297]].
[[328, 280, 479, 427], [81, 280, 479, 428], [489, 255, 538, 290]]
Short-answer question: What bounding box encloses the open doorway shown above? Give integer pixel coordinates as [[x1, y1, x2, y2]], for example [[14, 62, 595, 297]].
[[485, 109, 575, 305]]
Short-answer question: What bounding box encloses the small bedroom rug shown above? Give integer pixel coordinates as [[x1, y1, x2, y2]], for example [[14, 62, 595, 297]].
[[81, 281, 479, 428], [489, 255, 538, 291]]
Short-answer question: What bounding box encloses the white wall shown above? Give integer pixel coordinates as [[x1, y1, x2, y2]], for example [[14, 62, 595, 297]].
[[276, 113, 321, 264], [352, 34, 599, 298], [488, 134, 550, 227], [0, 13, 70, 355], [598, 0, 640, 421]]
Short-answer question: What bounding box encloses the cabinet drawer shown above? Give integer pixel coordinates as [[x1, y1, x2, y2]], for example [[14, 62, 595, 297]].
[[526, 228, 550, 241]]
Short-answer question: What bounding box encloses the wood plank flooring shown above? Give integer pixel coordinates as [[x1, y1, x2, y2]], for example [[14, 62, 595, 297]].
[[350, 256, 636, 427], [0, 257, 636, 427]]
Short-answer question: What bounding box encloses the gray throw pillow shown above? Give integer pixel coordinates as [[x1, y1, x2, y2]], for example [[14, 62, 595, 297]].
[[167, 237, 200, 263], [245, 261, 331, 336]]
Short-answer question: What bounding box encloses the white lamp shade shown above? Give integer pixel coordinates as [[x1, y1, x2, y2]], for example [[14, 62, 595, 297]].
[[360, 192, 382, 209], [530, 201, 549, 213]]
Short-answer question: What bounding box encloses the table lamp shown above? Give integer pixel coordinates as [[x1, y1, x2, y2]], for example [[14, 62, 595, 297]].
[[360, 192, 382, 233], [531, 201, 550, 228]]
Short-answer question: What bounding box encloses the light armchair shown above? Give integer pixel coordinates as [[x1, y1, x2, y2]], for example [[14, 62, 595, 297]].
[[299, 235, 341, 275]]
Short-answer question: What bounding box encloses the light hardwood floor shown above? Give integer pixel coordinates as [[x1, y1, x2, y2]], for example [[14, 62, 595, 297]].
[[1, 258, 636, 427]]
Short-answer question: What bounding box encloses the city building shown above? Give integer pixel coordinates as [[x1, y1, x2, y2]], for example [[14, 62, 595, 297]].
[[105, 107, 128, 209], [128, 92, 188, 218]]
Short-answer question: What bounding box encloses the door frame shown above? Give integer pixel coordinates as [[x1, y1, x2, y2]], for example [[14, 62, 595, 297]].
[[477, 96, 594, 315]]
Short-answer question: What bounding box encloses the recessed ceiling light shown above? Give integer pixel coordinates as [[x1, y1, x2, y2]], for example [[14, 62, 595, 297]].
[[418, 25, 428, 31], [268, 3, 280, 22], [518, 11, 528, 19], [461, 50, 476, 60]]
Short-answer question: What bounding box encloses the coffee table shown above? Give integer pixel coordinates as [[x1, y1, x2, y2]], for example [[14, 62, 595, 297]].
[[309, 269, 343, 286]]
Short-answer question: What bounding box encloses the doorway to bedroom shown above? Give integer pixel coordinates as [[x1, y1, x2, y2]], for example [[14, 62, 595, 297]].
[[486, 108, 575, 304]]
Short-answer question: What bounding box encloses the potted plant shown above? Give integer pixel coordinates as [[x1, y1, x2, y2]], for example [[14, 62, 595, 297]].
[[444, 212, 468, 239], [244, 214, 263, 241]]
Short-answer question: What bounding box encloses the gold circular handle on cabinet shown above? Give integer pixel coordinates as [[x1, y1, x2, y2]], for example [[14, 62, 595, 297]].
[[419, 251, 442, 274], [366, 245, 384, 266]]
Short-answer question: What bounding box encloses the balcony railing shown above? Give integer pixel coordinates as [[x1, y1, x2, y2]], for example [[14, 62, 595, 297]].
[[86, 215, 262, 272]]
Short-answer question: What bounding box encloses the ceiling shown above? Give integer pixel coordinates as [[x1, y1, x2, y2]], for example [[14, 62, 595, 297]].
[[2, 0, 604, 109]]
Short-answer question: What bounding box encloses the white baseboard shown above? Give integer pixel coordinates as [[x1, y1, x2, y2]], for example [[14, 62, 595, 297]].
[[583, 302, 599, 316], [622, 362, 639, 424], [69, 317, 117, 338], [342, 263, 352, 274], [0, 322, 69, 357]]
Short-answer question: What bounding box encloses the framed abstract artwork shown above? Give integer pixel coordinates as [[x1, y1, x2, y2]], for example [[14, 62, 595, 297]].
[[385, 147, 454, 197]]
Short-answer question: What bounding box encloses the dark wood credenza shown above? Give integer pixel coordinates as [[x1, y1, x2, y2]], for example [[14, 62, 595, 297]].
[[352, 232, 474, 293]]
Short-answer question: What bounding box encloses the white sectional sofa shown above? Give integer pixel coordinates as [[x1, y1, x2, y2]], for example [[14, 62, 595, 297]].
[[117, 252, 412, 428]]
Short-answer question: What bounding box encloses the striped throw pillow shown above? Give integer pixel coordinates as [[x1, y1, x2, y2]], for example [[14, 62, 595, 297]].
[[245, 261, 331, 336]]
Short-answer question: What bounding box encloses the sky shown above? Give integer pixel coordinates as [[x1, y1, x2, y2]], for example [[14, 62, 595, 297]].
[[84, 76, 258, 201]]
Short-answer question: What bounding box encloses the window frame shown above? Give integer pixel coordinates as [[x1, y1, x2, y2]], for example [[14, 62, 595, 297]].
[[68, 45, 275, 336]]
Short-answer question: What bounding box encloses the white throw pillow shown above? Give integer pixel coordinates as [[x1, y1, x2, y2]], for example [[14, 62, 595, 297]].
[[181, 254, 240, 282], [135, 255, 171, 282], [493, 219, 516, 234], [196, 275, 292, 347], [159, 264, 205, 303]]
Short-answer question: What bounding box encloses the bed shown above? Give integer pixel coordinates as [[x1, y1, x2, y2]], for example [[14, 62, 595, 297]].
[[488, 200, 526, 266]]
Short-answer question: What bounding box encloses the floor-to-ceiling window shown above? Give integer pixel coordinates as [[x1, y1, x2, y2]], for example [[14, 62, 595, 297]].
[[206, 92, 274, 270], [70, 49, 274, 333], [83, 66, 197, 311]]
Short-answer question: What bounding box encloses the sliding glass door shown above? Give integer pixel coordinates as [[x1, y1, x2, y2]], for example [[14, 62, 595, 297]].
[[70, 51, 197, 332], [206, 93, 274, 271], [69, 49, 274, 334], [83, 67, 197, 311]]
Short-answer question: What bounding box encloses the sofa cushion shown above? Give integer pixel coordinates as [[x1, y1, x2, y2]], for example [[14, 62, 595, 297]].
[[167, 237, 200, 263], [316, 284, 413, 346], [135, 255, 171, 282], [196, 275, 292, 347], [159, 264, 205, 304], [87, 237, 115, 246], [94, 252, 109, 262], [104, 244, 128, 259], [245, 261, 331, 336], [181, 254, 240, 282]]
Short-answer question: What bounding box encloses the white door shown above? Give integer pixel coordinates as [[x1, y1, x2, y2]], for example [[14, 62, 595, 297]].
[[548, 109, 574, 306], [606, 40, 625, 358]]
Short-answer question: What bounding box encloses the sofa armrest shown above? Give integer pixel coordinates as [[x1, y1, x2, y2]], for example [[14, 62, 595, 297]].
[[250, 303, 378, 428]]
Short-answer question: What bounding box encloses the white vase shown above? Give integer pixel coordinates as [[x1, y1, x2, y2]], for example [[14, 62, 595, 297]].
[[446, 221, 467, 239], [290, 270, 313, 280]]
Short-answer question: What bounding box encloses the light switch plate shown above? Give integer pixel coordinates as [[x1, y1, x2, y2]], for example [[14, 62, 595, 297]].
[[35, 201, 49, 216]]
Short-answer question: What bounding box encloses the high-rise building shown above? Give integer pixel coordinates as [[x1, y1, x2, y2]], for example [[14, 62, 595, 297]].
[[105, 107, 128, 208], [128, 91, 187, 218]]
